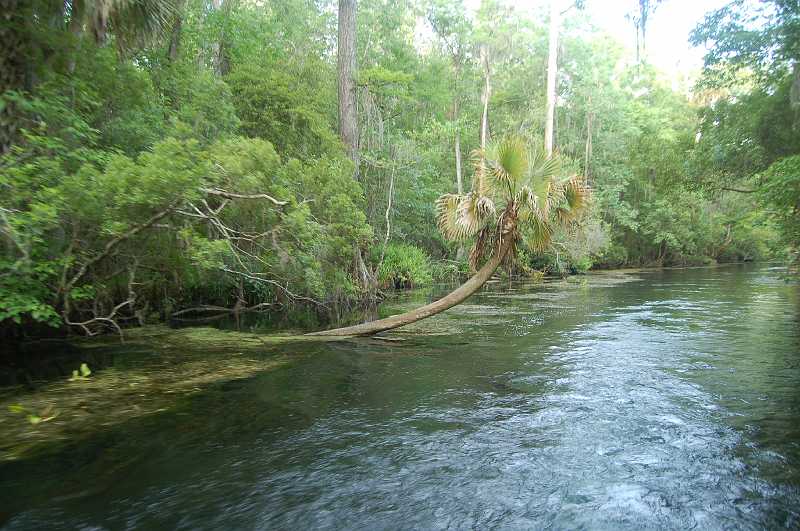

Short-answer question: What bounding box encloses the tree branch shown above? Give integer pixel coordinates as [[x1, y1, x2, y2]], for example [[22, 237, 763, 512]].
[[201, 188, 287, 206], [219, 266, 324, 307], [64, 200, 180, 295], [721, 186, 758, 193]]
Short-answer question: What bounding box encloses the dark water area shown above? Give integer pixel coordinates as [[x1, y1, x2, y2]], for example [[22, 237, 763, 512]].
[[1, 265, 799, 529]]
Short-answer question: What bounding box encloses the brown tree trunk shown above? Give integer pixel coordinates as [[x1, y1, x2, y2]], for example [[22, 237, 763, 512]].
[[307, 237, 513, 336], [337, 0, 373, 292], [210, 0, 230, 76], [0, 0, 26, 154], [338, 0, 359, 179], [167, 1, 184, 62]]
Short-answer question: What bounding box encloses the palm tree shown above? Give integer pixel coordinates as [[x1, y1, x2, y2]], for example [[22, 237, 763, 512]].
[[67, 0, 178, 47], [308, 136, 589, 336]]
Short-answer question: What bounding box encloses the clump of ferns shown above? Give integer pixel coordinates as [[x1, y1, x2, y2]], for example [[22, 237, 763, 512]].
[[436, 135, 589, 272]]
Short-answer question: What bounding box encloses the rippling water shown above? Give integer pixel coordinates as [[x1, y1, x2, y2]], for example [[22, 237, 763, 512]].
[[1, 265, 799, 529]]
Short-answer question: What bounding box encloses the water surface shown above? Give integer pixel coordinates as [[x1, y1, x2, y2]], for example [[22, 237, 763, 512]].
[[1, 265, 799, 529]]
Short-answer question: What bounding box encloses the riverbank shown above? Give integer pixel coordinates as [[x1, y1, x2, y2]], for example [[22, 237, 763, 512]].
[[0, 269, 647, 462], [2, 264, 794, 464]]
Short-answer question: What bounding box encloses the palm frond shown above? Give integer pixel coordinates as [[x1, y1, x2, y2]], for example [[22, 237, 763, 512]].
[[516, 185, 543, 224], [554, 206, 573, 226], [525, 149, 561, 215], [562, 175, 588, 215], [487, 136, 528, 193], [83, 0, 179, 48], [469, 226, 494, 270], [551, 175, 588, 226], [458, 192, 494, 237], [523, 214, 554, 253], [435, 193, 465, 241], [529, 149, 562, 182], [435, 192, 494, 241], [474, 194, 496, 219]]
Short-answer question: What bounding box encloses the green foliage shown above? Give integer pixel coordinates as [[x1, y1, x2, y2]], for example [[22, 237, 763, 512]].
[[2, 0, 794, 338], [227, 63, 340, 160], [377, 244, 433, 288], [760, 156, 800, 252], [690, 0, 799, 86], [686, 1, 798, 260]]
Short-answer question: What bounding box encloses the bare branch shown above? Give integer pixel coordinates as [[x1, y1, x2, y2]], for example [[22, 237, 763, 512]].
[[721, 186, 758, 193], [64, 200, 180, 295], [201, 187, 287, 206], [63, 259, 139, 341], [171, 302, 276, 318], [219, 266, 324, 307]]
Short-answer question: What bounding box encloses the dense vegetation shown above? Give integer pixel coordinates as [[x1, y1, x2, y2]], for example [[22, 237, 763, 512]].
[[1, 0, 797, 338]]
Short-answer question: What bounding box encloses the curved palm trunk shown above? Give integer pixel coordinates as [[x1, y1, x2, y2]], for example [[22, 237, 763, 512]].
[[307, 238, 512, 337]]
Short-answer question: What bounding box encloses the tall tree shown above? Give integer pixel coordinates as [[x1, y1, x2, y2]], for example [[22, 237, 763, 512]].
[[337, 0, 374, 289], [338, 0, 360, 179], [480, 44, 492, 151], [167, 0, 185, 62], [628, 0, 662, 64], [544, 0, 560, 156]]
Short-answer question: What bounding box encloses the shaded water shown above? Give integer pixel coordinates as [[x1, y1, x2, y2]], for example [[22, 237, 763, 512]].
[[1, 265, 799, 529]]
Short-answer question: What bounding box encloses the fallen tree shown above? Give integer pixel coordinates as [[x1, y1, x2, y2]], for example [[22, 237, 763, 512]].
[[308, 136, 588, 337], [307, 228, 515, 336]]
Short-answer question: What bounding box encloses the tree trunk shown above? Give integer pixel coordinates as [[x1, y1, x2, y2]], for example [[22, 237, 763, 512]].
[[454, 98, 463, 195], [307, 237, 513, 336], [453, 93, 466, 261], [479, 44, 491, 150], [544, 0, 560, 156], [0, 0, 26, 154], [167, 1, 184, 62], [584, 95, 593, 183], [211, 0, 230, 76], [337, 0, 373, 291], [66, 0, 85, 73], [338, 0, 359, 179]]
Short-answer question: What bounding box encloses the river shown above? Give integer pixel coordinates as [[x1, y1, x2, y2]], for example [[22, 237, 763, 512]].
[[1, 265, 798, 529]]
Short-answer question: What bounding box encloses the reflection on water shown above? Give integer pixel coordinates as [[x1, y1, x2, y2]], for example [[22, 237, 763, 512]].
[[1, 265, 799, 529]]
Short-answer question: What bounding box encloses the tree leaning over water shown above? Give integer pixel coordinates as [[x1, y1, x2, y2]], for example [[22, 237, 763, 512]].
[[308, 137, 588, 336]]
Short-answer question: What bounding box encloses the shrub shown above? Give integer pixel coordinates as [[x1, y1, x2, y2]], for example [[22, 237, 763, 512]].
[[377, 244, 433, 289]]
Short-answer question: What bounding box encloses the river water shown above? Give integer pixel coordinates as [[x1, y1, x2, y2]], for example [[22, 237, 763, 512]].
[[1, 265, 799, 529]]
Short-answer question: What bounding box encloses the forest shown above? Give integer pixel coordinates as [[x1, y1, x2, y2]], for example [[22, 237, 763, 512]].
[[1, 0, 798, 339]]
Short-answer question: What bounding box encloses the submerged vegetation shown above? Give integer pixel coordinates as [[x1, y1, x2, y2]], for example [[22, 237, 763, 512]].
[[0, 0, 797, 339], [0, 326, 296, 461]]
